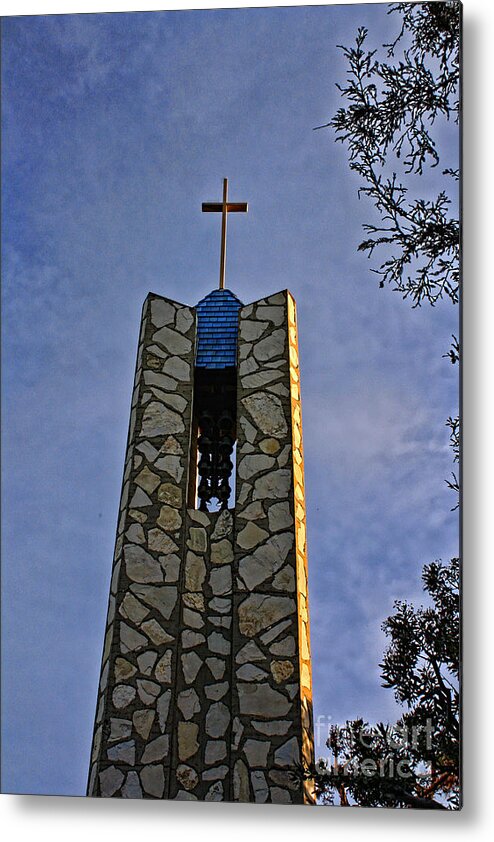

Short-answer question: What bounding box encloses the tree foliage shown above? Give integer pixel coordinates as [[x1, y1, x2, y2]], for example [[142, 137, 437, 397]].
[[303, 3, 461, 810], [304, 557, 460, 809], [316, 1, 460, 307]]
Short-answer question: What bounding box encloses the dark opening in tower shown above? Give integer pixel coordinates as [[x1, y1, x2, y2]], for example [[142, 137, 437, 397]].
[[188, 289, 243, 511]]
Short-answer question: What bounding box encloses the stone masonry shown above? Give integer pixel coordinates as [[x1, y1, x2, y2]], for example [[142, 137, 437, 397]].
[[87, 289, 314, 803]]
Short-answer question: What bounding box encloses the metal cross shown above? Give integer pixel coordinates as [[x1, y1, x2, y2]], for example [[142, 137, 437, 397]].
[[202, 178, 248, 290]]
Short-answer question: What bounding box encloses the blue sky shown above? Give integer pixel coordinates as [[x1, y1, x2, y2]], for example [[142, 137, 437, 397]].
[[1, 4, 459, 796]]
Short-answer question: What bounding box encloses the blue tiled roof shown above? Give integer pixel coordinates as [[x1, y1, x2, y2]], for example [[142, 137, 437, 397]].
[[195, 288, 243, 368]]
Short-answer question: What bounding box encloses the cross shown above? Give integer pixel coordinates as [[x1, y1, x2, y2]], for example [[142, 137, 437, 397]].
[[202, 178, 248, 290]]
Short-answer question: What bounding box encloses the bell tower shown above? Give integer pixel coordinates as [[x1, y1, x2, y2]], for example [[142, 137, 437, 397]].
[[87, 181, 314, 804]]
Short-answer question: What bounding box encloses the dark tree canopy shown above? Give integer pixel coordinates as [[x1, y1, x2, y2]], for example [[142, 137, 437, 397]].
[[317, 1, 460, 307], [304, 557, 460, 809]]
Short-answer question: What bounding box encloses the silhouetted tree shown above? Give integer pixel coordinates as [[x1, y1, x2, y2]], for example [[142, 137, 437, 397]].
[[304, 3, 461, 809], [303, 557, 460, 809], [317, 1, 460, 307]]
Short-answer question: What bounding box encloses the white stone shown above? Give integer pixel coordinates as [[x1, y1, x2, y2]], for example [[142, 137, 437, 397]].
[[237, 683, 291, 717], [256, 305, 285, 325], [207, 632, 230, 655], [237, 500, 265, 521], [157, 504, 181, 531], [135, 465, 161, 493], [119, 622, 148, 653], [137, 678, 161, 705], [205, 741, 227, 765], [99, 766, 124, 797], [272, 564, 296, 591], [209, 597, 231, 613], [157, 482, 182, 507], [160, 553, 181, 582], [148, 529, 179, 555], [154, 454, 184, 482], [109, 718, 132, 742], [114, 657, 136, 682], [268, 501, 294, 532], [231, 716, 244, 750], [270, 636, 296, 657], [205, 702, 229, 738], [187, 527, 207, 553], [119, 592, 149, 624], [242, 371, 283, 389], [253, 329, 285, 362], [163, 356, 190, 381], [181, 651, 202, 684], [240, 319, 269, 341], [130, 584, 177, 620], [238, 533, 294, 590], [209, 566, 232, 595], [274, 736, 300, 767], [133, 709, 155, 739], [236, 663, 268, 682], [252, 469, 291, 501], [235, 640, 265, 664], [237, 521, 269, 550], [107, 740, 135, 765], [239, 357, 259, 376], [121, 770, 142, 799], [204, 781, 224, 801], [211, 509, 233, 539], [252, 720, 292, 736], [242, 393, 287, 438], [152, 389, 187, 413], [185, 552, 206, 590], [243, 739, 270, 767], [181, 629, 205, 648], [112, 685, 136, 710], [261, 619, 293, 646], [210, 616, 231, 629], [140, 764, 165, 798], [238, 454, 275, 480], [124, 545, 163, 584], [136, 440, 160, 462], [210, 539, 234, 564], [141, 734, 170, 763], [154, 650, 172, 683], [157, 691, 171, 732], [152, 325, 192, 355], [202, 766, 229, 781], [150, 298, 175, 328], [233, 759, 250, 802], [177, 688, 201, 720], [175, 307, 194, 334], [140, 400, 184, 437], [251, 770, 269, 802], [183, 607, 204, 629], [125, 523, 146, 545], [205, 681, 229, 701], [188, 508, 210, 526], [240, 416, 257, 444], [129, 487, 153, 508], [140, 618, 173, 645], [206, 657, 226, 680]]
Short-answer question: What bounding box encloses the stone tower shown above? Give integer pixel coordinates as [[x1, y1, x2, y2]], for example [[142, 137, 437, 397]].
[[87, 285, 314, 803]]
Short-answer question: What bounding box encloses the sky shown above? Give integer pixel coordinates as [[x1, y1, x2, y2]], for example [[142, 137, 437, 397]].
[[1, 4, 459, 796]]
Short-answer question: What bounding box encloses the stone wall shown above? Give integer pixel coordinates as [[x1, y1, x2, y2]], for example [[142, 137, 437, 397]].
[[88, 293, 197, 799], [231, 290, 315, 804], [88, 289, 314, 804]]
